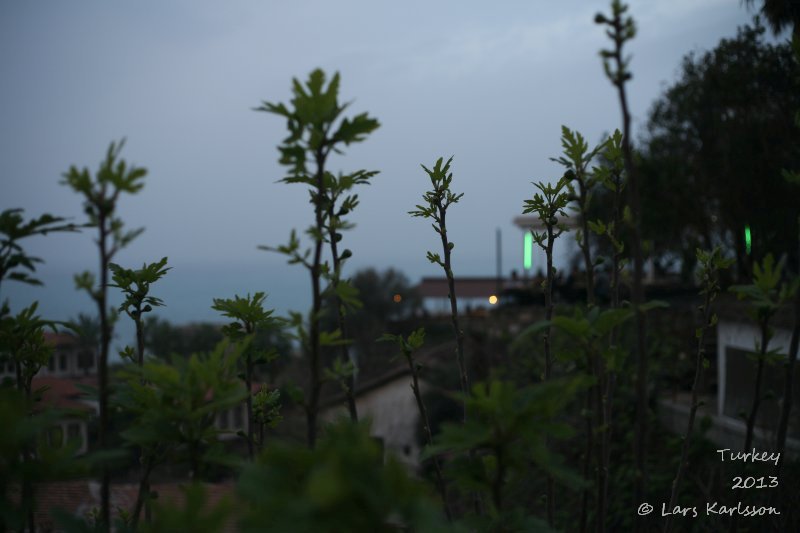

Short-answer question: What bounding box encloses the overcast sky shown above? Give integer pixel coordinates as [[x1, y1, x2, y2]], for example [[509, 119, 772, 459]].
[[1, 0, 761, 333]]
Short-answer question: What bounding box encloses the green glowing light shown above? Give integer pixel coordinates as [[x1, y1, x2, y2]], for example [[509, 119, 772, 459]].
[[524, 232, 532, 270], [744, 225, 751, 255]]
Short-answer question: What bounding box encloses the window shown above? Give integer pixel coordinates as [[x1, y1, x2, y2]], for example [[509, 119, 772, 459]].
[[48, 356, 55, 372], [59, 354, 68, 372]]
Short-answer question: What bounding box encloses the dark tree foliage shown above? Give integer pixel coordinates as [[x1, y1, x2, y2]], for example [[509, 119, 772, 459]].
[[744, 0, 800, 37], [143, 317, 223, 359], [143, 316, 290, 380], [638, 21, 800, 280], [332, 267, 421, 366]]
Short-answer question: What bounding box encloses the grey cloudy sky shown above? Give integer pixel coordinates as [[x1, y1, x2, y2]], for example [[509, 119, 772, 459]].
[[1, 0, 758, 331]]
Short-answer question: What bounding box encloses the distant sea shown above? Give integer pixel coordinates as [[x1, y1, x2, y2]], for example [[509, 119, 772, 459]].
[[3, 263, 310, 356]]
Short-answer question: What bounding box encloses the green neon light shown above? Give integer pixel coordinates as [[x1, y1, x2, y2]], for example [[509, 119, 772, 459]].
[[524, 232, 532, 270], [744, 225, 751, 255]]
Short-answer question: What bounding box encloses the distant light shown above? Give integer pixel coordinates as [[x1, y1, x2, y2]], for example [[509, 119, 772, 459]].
[[744, 225, 752, 255], [523, 232, 533, 270], [488, 295, 498, 305], [393, 294, 402, 303]]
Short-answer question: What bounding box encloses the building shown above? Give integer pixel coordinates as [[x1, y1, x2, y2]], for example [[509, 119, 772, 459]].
[[658, 296, 799, 456], [0, 332, 99, 455], [416, 276, 504, 314], [0, 331, 97, 380]]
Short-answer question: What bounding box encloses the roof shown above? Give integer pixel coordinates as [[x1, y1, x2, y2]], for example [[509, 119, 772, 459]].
[[31, 376, 97, 412], [320, 340, 457, 411], [28, 480, 236, 531], [417, 277, 503, 298], [43, 332, 79, 347]]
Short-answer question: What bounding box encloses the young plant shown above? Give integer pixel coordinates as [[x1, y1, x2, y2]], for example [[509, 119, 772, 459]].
[[587, 128, 627, 528], [110, 257, 170, 368], [424, 378, 588, 532], [0, 303, 59, 533], [664, 247, 732, 533], [729, 254, 798, 451], [62, 139, 147, 531], [595, 0, 649, 512], [0, 302, 56, 398], [521, 173, 570, 526], [212, 292, 280, 457], [0, 208, 78, 294], [0, 388, 84, 533], [321, 169, 379, 422], [551, 126, 603, 306], [257, 69, 379, 447], [548, 304, 637, 532], [114, 340, 249, 528], [379, 328, 451, 520], [237, 419, 448, 532], [589, 129, 627, 312], [108, 257, 169, 527], [252, 386, 283, 448], [409, 156, 469, 421]]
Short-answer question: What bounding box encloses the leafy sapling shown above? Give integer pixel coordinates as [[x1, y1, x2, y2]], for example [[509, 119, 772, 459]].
[[589, 129, 627, 311], [108, 257, 169, 526], [589, 128, 629, 528], [114, 341, 249, 528], [110, 257, 170, 367], [0, 208, 76, 533], [62, 139, 146, 531], [257, 69, 379, 446], [410, 156, 469, 421], [664, 247, 733, 533], [212, 292, 280, 458], [379, 328, 451, 520], [320, 169, 378, 422], [522, 174, 570, 528], [523, 175, 571, 382], [595, 1, 650, 512], [424, 378, 589, 531], [551, 126, 603, 306], [0, 208, 79, 294], [729, 254, 798, 451], [253, 386, 283, 449], [0, 302, 57, 398]]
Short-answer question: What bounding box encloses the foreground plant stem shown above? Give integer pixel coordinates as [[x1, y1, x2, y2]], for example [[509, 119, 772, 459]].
[[664, 248, 728, 533], [63, 141, 146, 531], [597, 4, 648, 523], [599, 146, 624, 530], [325, 198, 358, 422], [258, 70, 378, 447], [524, 177, 569, 528], [410, 157, 468, 420], [380, 330, 451, 519]]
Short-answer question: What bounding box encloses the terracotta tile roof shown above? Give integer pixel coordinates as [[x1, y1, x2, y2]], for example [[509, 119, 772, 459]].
[[30, 480, 236, 531], [417, 277, 504, 298], [43, 331, 79, 347], [31, 376, 97, 412]]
